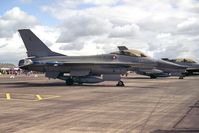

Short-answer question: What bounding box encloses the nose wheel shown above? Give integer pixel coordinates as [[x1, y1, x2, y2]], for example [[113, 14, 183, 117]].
[[116, 81, 125, 86]]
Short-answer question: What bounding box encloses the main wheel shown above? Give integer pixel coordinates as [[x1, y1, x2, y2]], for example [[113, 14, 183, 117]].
[[66, 78, 74, 85], [116, 81, 124, 86], [150, 75, 157, 79], [179, 76, 184, 79], [78, 82, 83, 85]]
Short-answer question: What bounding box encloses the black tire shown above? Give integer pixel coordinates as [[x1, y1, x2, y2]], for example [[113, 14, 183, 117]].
[[117, 81, 124, 86], [150, 75, 157, 79], [78, 82, 83, 85], [66, 78, 74, 85]]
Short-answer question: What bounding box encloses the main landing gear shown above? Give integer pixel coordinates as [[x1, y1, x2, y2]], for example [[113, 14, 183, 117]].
[[65, 77, 125, 86], [150, 75, 157, 79], [65, 78, 74, 85], [116, 81, 125, 87], [179, 76, 184, 79]]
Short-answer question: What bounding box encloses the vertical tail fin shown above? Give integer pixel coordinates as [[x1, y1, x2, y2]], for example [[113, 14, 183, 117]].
[[18, 29, 64, 57]]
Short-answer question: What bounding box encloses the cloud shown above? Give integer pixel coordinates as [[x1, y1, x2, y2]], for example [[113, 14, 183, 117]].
[[156, 33, 171, 39], [59, 42, 84, 51], [83, 0, 120, 6], [0, 44, 8, 48], [109, 24, 140, 38], [40, 0, 199, 62], [57, 15, 112, 43], [177, 17, 199, 35], [0, 7, 59, 64], [0, 7, 38, 38], [0, 32, 26, 64], [2, 0, 199, 64]]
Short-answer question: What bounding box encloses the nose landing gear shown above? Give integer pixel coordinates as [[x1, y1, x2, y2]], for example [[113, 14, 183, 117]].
[[116, 81, 125, 86], [179, 76, 184, 79]]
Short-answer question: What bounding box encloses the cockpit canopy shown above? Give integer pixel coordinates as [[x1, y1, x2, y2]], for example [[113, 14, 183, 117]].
[[175, 58, 196, 63], [111, 49, 148, 57]]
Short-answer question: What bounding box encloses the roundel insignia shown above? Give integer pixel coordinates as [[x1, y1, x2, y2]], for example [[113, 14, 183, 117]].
[[112, 55, 117, 60]]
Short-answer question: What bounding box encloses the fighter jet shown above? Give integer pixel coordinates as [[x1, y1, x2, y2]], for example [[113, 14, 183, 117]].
[[18, 29, 158, 86], [18, 29, 187, 85], [162, 58, 199, 78], [111, 46, 187, 79]]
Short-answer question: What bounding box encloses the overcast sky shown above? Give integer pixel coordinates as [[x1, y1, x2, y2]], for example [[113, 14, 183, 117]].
[[0, 0, 199, 64]]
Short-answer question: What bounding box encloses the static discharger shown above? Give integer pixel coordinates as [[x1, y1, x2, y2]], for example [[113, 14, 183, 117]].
[[5, 93, 11, 100]]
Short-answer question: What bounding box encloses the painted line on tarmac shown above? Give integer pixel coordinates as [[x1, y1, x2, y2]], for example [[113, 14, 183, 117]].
[[5, 93, 11, 100], [36, 95, 43, 101], [0, 93, 61, 101], [41, 95, 60, 100]]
